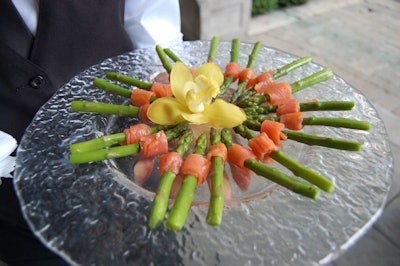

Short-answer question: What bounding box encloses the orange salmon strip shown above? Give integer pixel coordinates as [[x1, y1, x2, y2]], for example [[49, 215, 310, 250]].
[[260, 120, 287, 146], [139, 131, 168, 157], [248, 132, 277, 162], [123, 124, 151, 145], [206, 143, 228, 163], [238, 68, 254, 84], [280, 112, 304, 130], [181, 154, 211, 185], [227, 144, 257, 168], [224, 62, 241, 82], [276, 98, 300, 116], [131, 89, 154, 107], [255, 81, 292, 105], [159, 151, 183, 176], [150, 82, 172, 98]]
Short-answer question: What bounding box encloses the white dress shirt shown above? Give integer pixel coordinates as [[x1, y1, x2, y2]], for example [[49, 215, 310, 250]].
[[11, 0, 183, 49]]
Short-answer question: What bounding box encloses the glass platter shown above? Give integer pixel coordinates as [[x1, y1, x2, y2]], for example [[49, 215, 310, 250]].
[[14, 41, 393, 266]]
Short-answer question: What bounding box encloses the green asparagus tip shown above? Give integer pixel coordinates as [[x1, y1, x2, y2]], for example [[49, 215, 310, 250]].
[[105, 72, 118, 80], [166, 221, 182, 231], [148, 218, 162, 229], [244, 159, 320, 200]]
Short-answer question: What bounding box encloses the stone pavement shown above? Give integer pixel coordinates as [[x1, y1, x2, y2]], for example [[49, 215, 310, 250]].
[[220, 0, 400, 265]]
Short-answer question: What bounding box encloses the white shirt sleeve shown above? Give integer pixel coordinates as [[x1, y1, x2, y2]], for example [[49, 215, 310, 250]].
[[11, 0, 39, 35], [124, 0, 183, 49], [0, 131, 18, 178]]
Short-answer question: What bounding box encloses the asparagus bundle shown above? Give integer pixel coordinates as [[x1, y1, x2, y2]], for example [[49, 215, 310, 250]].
[[68, 36, 371, 231], [69, 123, 188, 164], [167, 133, 209, 231], [149, 129, 194, 229]]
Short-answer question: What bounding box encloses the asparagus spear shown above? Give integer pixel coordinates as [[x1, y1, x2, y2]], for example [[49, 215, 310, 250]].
[[272, 56, 313, 80], [244, 159, 320, 199], [103, 73, 153, 90], [230, 41, 262, 103], [234, 125, 334, 192], [282, 130, 362, 151], [218, 38, 240, 97], [156, 44, 173, 73], [243, 118, 364, 151], [243, 100, 355, 116], [69, 122, 189, 164], [291, 68, 333, 93], [92, 78, 134, 98], [298, 100, 354, 112], [149, 129, 194, 229], [302, 117, 370, 130], [235, 68, 334, 107], [163, 48, 182, 62], [207, 36, 219, 63], [69, 143, 140, 164], [221, 128, 234, 149], [206, 128, 225, 226], [247, 41, 262, 69], [269, 150, 334, 193], [222, 45, 313, 99], [245, 115, 370, 131], [167, 133, 208, 231], [223, 128, 320, 198], [71, 100, 139, 117], [84, 76, 156, 111], [69, 125, 169, 153], [236, 55, 314, 102]]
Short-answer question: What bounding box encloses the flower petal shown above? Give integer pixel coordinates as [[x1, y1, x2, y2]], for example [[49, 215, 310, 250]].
[[147, 97, 189, 125], [194, 62, 224, 86], [194, 75, 220, 99], [203, 99, 247, 128], [170, 61, 193, 103], [181, 112, 210, 125], [185, 89, 205, 113]]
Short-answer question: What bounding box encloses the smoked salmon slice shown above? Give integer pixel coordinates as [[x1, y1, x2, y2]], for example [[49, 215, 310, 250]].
[[260, 120, 287, 146], [248, 132, 277, 162], [123, 124, 151, 145], [139, 131, 168, 157], [280, 112, 304, 130], [138, 103, 150, 121], [229, 163, 252, 191], [181, 154, 211, 185], [238, 68, 254, 84], [150, 82, 173, 98], [248, 70, 275, 88], [254, 81, 292, 105], [224, 62, 241, 82], [227, 143, 257, 168], [131, 89, 154, 107], [206, 143, 228, 163], [134, 157, 154, 185], [159, 151, 183, 175], [276, 98, 300, 116]]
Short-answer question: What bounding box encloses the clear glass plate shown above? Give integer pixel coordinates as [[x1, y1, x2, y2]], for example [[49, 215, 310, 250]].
[[14, 41, 393, 266]]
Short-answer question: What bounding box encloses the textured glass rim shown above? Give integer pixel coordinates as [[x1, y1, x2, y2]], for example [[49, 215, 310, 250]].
[[14, 40, 393, 266]]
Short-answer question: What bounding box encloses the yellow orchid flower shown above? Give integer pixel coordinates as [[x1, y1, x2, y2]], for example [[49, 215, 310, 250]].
[[147, 61, 246, 128]]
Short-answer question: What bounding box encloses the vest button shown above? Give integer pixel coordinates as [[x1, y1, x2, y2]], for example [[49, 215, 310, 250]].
[[29, 75, 45, 89]]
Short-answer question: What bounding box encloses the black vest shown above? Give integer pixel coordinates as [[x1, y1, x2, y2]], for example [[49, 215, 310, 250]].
[[0, 0, 134, 142]]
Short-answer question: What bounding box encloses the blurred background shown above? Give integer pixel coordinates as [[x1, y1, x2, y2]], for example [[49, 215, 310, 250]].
[[179, 0, 399, 265]]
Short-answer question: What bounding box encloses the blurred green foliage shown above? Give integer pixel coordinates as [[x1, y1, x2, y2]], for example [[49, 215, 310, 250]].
[[252, 0, 309, 16]]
